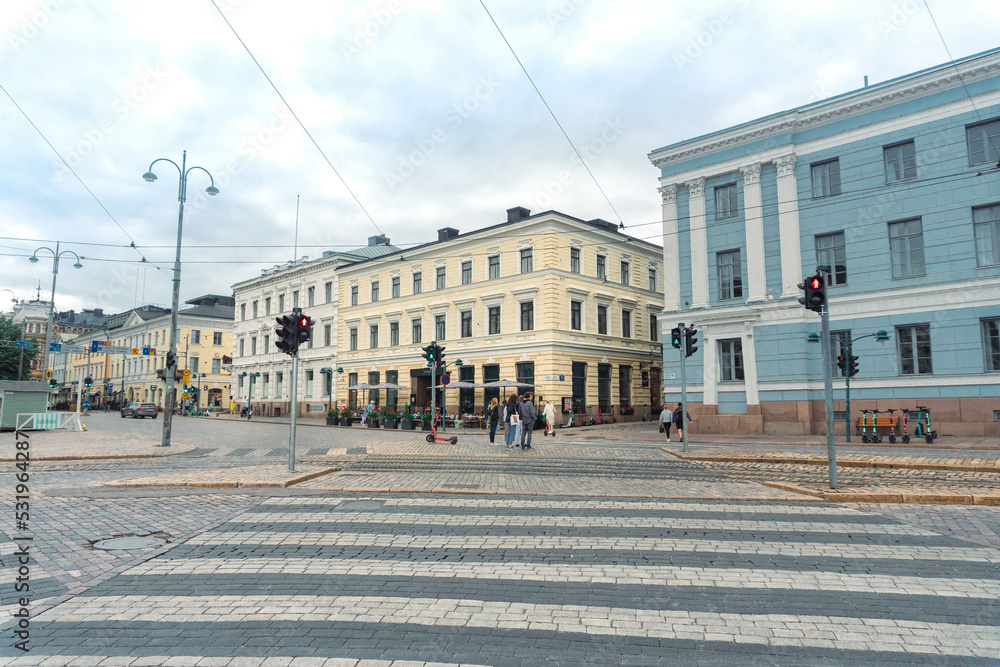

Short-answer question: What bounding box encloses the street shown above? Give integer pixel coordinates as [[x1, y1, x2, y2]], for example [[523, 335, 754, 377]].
[[2, 416, 999, 665]]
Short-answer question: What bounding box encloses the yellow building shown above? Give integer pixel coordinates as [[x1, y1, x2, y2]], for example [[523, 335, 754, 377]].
[[336, 207, 665, 421]]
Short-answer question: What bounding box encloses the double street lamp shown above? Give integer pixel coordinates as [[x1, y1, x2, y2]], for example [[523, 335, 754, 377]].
[[1, 289, 25, 381], [319, 366, 344, 415], [240, 371, 260, 411], [809, 329, 890, 442], [28, 244, 82, 385], [143, 151, 218, 447]]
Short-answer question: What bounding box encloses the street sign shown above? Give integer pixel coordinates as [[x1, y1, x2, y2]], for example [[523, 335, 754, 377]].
[[50, 342, 87, 353], [440, 374, 451, 386], [181, 393, 189, 400], [14, 341, 32, 348], [45, 369, 52, 380], [131, 348, 139, 355], [182, 369, 190, 384], [107, 383, 113, 392], [544, 375, 567, 381], [142, 346, 155, 356]]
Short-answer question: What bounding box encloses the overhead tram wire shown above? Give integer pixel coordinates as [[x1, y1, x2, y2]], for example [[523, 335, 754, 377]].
[[209, 0, 384, 238], [478, 0, 625, 228], [0, 81, 164, 275]]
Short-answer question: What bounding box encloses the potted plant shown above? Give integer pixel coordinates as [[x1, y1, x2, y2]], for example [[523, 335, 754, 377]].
[[326, 409, 338, 426], [383, 408, 399, 429], [339, 408, 352, 426], [367, 406, 381, 428], [620, 406, 635, 416], [400, 409, 415, 430], [421, 411, 433, 431]]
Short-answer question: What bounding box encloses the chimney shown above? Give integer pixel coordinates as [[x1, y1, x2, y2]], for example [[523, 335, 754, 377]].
[[368, 234, 389, 246], [589, 218, 618, 232], [437, 227, 460, 241], [93, 308, 103, 316], [507, 206, 531, 222]]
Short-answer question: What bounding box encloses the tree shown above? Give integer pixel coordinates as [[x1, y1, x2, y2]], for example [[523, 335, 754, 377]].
[[0, 315, 38, 381]]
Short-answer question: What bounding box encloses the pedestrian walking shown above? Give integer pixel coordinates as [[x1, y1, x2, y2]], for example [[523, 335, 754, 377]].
[[659, 405, 672, 441], [504, 395, 518, 448], [229, 400, 236, 418], [542, 400, 556, 437], [518, 392, 536, 449], [673, 402, 693, 440], [487, 398, 500, 445]]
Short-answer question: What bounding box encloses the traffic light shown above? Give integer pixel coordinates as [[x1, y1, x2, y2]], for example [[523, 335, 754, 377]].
[[166, 350, 177, 370], [421, 343, 436, 365], [798, 273, 826, 314], [49, 378, 57, 388], [435, 343, 446, 366], [684, 326, 698, 358], [849, 355, 859, 378], [275, 315, 295, 355], [84, 376, 92, 387], [836, 354, 847, 374], [670, 327, 682, 349], [295, 313, 314, 349]]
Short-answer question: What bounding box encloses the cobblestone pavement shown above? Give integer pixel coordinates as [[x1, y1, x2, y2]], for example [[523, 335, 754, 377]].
[[4, 494, 999, 665]]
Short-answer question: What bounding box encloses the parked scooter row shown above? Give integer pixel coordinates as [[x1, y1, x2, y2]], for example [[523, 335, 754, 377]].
[[857, 406, 937, 444]]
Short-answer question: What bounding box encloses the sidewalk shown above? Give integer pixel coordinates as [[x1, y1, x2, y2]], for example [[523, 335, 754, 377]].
[[0, 429, 196, 461]]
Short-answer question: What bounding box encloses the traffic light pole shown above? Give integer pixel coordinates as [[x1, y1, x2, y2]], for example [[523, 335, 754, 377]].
[[679, 322, 688, 453], [430, 357, 437, 427], [289, 353, 298, 472], [821, 300, 837, 489], [844, 340, 852, 444]]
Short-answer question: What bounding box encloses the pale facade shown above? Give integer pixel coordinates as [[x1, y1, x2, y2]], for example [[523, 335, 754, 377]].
[[336, 208, 665, 420]]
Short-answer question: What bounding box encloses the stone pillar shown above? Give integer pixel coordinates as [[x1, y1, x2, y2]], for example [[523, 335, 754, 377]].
[[776, 154, 803, 298], [740, 163, 766, 302], [658, 183, 680, 312], [687, 178, 709, 309]]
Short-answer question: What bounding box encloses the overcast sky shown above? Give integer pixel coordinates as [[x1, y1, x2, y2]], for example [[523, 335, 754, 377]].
[[1, 0, 998, 316]]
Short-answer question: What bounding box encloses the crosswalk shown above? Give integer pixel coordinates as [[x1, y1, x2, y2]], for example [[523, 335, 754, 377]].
[[18, 495, 1000, 664]]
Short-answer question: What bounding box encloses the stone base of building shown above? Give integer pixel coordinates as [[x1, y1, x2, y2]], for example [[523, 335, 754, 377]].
[[684, 397, 1000, 438]]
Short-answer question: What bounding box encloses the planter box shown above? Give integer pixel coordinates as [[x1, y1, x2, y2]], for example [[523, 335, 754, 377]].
[[400, 420, 415, 430], [367, 420, 380, 428], [326, 416, 338, 426], [340, 419, 353, 427], [383, 419, 399, 429], [421, 421, 433, 431]]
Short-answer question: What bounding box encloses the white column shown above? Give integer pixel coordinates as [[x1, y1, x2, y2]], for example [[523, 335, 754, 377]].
[[742, 326, 759, 407], [740, 163, 767, 302], [776, 154, 803, 298], [687, 178, 709, 309], [702, 328, 717, 407], [658, 183, 680, 312]]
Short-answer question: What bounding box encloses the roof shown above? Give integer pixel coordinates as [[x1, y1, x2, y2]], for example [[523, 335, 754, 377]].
[[338, 244, 402, 260], [179, 303, 236, 320], [232, 243, 401, 290]]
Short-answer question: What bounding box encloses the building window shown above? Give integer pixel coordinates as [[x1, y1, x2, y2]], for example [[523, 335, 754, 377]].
[[459, 366, 475, 413], [983, 318, 1000, 372], [461, 261, 472, 285], [391, 276, 400, 298], [307, 286, 315, 307], [621, 309, 632, 338], [239, 338, 245, 356], [520, 248, 533, 273], [369, 324, 379, 349], [715, 183, 737, 219], [515, 361, 534, 392], [811, 159, 841, 198], [292, 291, 299, 308], [461, 310, 472, 338], [264, 334, 270, 351], [324, 324, 331, 347], [488, 255, 500, 279], [597, 305, 608, 335], [597, 363, 611, 410], [897, 324, 932, 375], [251, 301, 258, 319], [325, 282, 333, 303], [571, 361, 587, 412], [716, 250, 743, 300], [347, 372, 357, 408], [436, 267, 446, 290], [488, 306, 500, 335], [264, 297, 271, 315], [412, 318, 422, 344], [212, 358, 220, 374], [966, 119, 1000, 165], [350, 285, 358, 306], [888, 219, 925, 278], [816, 232, 847, 286], [649, 313, 658, 342], [884, 141, 916, 182], [305, 370, 313, 397], [368, 371, 380, 406], [620, 260, 630, 285], [596, 254, 606, 280], [250, 337, 257, 355], [390, 321, 399, 346], [719, 338, 745, 382], [435, 314, 446, 340], [191, 330, 200, 345], [371, 281, 379, 302], [974, 204, 1000, 267], [648, 268, 657, 292], [520, 302, 534, 331], [262, 373, 269, 399], [349, 327, 357, 351], [190, 357, 199, 374], [570, 247, 580, 273], [831, 330, 850, 379], [214, 331, 222, 346], [570, 300, 582, 331], [413, 272, 422, 294], [386, 370, 398, 407], [275, 372, 282, 397], [619, 365, 632, 408], [278, 294, 285, 312]]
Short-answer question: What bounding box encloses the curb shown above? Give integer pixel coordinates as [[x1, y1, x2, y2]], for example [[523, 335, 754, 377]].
[[760, 481, 1000, 505], [104, 466, 339, 489], [0, 443, 198, 462], [663, 448, 1000, 472]]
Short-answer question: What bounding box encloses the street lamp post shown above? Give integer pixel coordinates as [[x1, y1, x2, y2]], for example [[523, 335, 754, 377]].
[[439, 359, 463, 431], [143, 151, 219, 447], [28, 244, 82, 385], [320, 367, 345, 415], [811, 330, 890, 443]]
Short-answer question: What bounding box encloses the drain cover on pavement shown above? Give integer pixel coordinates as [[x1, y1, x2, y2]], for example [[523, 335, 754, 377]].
[[93, 536, 165, 551], [335, 500, 383, 511]]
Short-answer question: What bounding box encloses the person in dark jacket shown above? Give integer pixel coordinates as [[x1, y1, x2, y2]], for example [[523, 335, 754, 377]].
[[504, 395, 518, 449], [518, 392, 537, 449], [487, 398, 500, 445], [673, 403, 693, 440]]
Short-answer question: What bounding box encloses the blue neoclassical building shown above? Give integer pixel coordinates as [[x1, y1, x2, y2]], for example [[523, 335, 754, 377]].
[[650, 48, 1000, 437]]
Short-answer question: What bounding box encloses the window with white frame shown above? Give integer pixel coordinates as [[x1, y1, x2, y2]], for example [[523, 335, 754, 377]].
[[191, 330, 200, 345], [324, 324, 331, 347], [412, 272, 422, 294], [435, 267, 446, 289], [719, 338, 745, 382], [460, 310, 472, 338], [649, 313, 658, 342], [350, 285, 358, 306], [391, 276, 400, 298], [621, 309, 632, 338], [250, 337, 257, 355], [966, 119, 1000, 165], [212, 358, 221, 374], [325, 282, 332, 303], [370, 281, 379, 302], [369, 324, 379, 348], [412, 318, 422, 344], [239, 338, 245, 356], [983, 318, 1000, 372], [488, 306, 500, 335], [278, 294, 285, 312], [264, 297, 271, 315], [570, 247, 580, 273], [292, 290, 299, 308], [263, 334, 269, 351], [461, 261, 472, 285], [716, 249, 743, 300], [435, 314, 446, 340], [884, 141, 916, 182], [389, 321, 399, 346], [888, 218, 925, 278], [214, 331, 222, 346], [305, 370, 313, 397], [252, 301, 258, 319], [307, 286, 315, 307], [240, 303, 246, 321], [816, 232, 847, 286], [520, 302, 534, 331], [520, 248, 533, 273], [488, 255, 500, 279], [974, 203, 1000, 267], [570, 300, 582, 331], [597, 304, 608, 335], [596, 254, 606, 280], [648, 267, 657, 292], [897, 324, 932, 375], [349, 327, 357, 351], [715, 183, 737, 219], [620, 260, 630, 285], [811, 159, 841, 198]]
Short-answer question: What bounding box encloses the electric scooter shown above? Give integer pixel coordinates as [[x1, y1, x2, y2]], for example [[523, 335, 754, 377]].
[[859, 409, 875, 443], [870, 409, 885, 444], [425, 411, 458, 444], [913, 406, 938, 444], [898, 409, 910, 444], [886, 408, 899, 444]]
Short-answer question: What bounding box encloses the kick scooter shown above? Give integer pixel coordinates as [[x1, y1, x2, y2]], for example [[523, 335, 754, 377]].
[[425, 411, 458, 444], [913, 406, 938, 444], [886, 409, 899, 444], [859, 409, 875, 443]]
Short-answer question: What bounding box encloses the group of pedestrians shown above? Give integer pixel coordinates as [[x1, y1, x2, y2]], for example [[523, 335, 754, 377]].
[[659, 402, 693, 442], [484, 392, 555, 449]]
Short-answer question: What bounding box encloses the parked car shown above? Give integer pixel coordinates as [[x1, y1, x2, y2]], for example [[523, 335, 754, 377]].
[[121, 402, 159, 419]]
